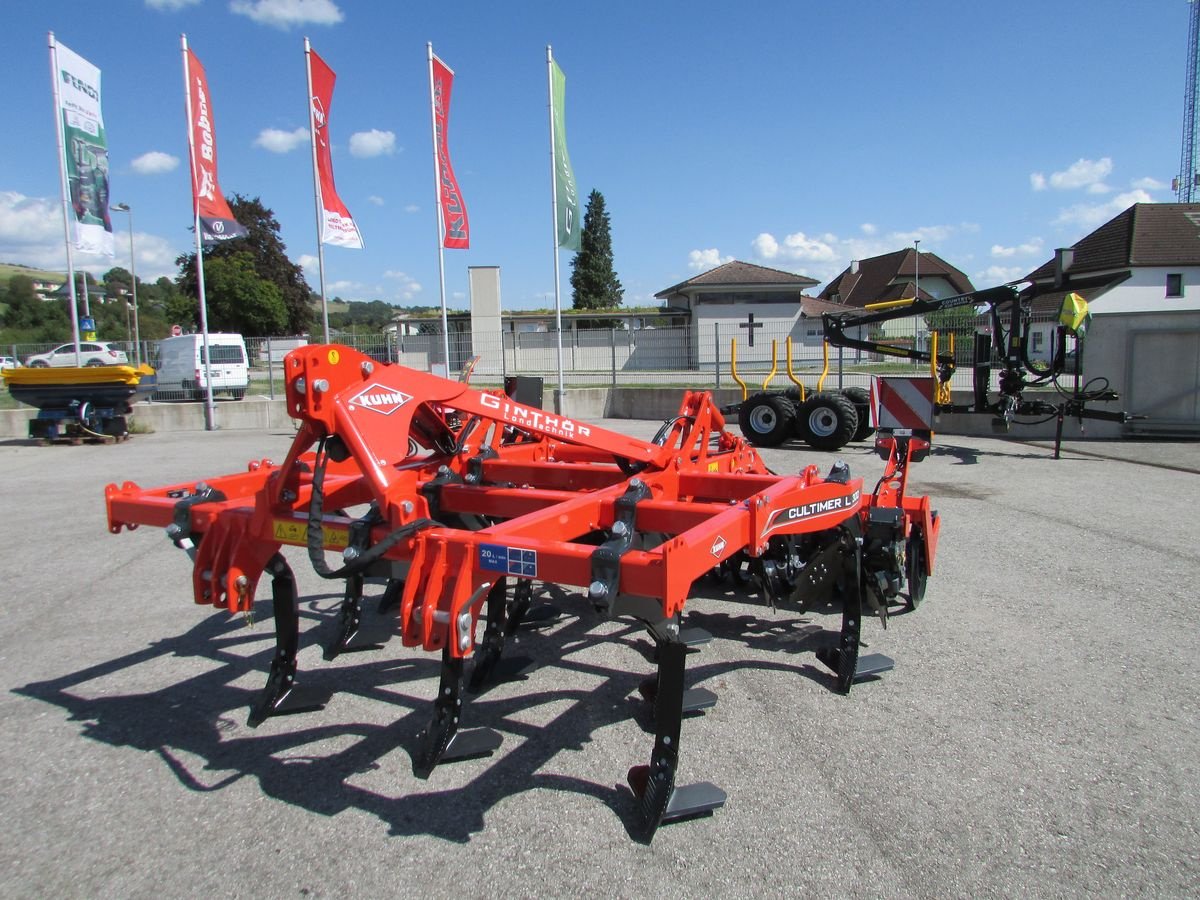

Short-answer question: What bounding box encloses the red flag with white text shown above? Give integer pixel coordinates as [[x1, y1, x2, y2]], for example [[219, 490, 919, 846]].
[[185, 47, 246, 245], [308, 47, 363, 249], [431, 54, 469, 249]]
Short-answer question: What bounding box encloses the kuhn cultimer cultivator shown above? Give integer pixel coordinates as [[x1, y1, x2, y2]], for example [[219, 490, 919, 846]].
[[105, 345, 939, 841]]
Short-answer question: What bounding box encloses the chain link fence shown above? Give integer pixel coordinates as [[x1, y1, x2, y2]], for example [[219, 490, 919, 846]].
[[4, 309, 1070, 405]]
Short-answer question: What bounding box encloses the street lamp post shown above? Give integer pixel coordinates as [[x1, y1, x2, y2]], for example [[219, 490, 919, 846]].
[[913, 239, 921, 360], [111, 202, 140, 365]]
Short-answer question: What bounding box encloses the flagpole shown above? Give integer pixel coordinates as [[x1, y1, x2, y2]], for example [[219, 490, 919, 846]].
[[181, 34, 217, 431], [305, 37, 331, 343], [428, 43, 452, 376], [546, 45, 565, 413], [48, 32, 83, 366]]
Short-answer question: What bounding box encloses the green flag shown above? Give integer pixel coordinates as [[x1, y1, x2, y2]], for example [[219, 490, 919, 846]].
[[550, 59, 580, 251]]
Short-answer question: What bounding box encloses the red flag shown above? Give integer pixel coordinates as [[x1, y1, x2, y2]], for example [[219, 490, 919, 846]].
[[431, 54, 469, 249], [308, 48, 363, 249], [185, 47, 246, 245]]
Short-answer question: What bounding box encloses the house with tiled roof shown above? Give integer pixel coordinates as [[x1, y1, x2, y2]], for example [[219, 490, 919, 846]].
[[815, 249, 976, 353], [1022, 203, 1200, 313], [1022, 203, 1200, 435], [819, 249, 975, 308], [655, 260, 858, 366]]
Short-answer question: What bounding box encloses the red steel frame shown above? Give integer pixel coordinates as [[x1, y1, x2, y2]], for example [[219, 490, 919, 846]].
[[103, 345, 939, 840]]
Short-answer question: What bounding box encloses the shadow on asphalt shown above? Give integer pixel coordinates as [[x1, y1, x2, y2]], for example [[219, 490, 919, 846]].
[[14, 580, 865, 844]]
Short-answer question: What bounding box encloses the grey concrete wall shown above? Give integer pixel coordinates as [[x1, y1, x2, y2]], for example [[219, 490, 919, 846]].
[[0, 387, 1124, 442]]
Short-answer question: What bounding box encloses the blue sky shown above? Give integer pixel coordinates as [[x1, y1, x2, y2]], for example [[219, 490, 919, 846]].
[[0, 0, 1186, 312]]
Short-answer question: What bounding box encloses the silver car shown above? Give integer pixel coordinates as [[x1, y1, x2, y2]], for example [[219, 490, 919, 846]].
[[25, 342, 129, 368]]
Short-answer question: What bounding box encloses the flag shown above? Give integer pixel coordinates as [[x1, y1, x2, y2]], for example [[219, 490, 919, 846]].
[[308, 47, 362, 249], [53, 41, 114, 257], [550, 59, 580, 251], [184, 47, 246, 245], [431, 54, 469, 249]]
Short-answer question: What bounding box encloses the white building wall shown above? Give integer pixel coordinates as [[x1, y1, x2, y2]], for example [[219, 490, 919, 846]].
[[1090, 266, 1200, 313]]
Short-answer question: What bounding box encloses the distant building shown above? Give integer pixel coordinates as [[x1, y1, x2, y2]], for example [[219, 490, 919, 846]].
[[654, 260, 851, 364], [819, 248, 975, 308], [1021, 202, 1200, 434]]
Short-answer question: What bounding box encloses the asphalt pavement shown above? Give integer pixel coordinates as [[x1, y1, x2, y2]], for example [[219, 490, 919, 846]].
[[0, 422, 1196, 897]]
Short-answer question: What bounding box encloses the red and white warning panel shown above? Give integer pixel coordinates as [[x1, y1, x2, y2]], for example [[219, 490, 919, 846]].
[[872, 376, 935, 433]]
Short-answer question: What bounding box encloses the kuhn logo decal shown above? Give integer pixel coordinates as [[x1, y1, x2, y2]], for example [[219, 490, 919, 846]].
[[348, 384, 413, 416], [710, 536, 727, 558]]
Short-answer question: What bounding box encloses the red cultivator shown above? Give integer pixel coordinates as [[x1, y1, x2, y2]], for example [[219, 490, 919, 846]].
[[105, 345, 939, 841]]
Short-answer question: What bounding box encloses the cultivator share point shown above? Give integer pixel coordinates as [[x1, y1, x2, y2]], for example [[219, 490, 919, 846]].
[[105, 345, 939, 842]]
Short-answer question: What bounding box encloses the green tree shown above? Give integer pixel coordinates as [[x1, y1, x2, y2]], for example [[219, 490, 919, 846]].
[[176, 194, 314, 335], [0, 276, 69, 343], [569, 190, 623, 321], [103, 266, 133, 301], [201, 252, 288, 335]]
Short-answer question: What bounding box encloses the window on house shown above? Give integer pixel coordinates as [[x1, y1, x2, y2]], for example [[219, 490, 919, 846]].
[[1032, 331, 1044, 351], [806, 328, 818, 336], [1166, 273, 1183, 298]]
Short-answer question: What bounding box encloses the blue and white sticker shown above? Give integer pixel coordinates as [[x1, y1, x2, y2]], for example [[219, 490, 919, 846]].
[[479, 543, 538, 578]]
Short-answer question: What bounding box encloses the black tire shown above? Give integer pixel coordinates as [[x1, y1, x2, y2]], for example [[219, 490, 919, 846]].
[[737, 392, 796, 447], [842, 386, 875, 442], [797, 391, 858, 451], [85, 359, 105, 367], [905, 526, 928, 610], [29, 360, 48, 368], [230, 388, 246, 400]]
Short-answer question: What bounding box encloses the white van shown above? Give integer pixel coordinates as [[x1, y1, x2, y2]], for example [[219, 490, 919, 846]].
[[152, 333, 250, 401]]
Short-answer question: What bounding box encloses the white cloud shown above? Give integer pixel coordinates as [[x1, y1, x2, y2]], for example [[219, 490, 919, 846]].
[[1031, 157, 1113, 192], [974, 265, 1027, 287], [146, 0, 200, 9], [860, 223, 877, 236], [1053, 189, 1154, 229], [349, 129, 396, 158], [749, 221, 980, 286], [0, 191, 182, 280], [1086, 182, 1111, 195], [404, 203, 420, 213], [368, 195, 385, 206], [127, 233, 184, 280], [753, 231, 836, 263], [384, 269, 422, 301], [130, 151, 180, 175], [688, 248, 733, 270], [229, 0, 343, 29], [1132, 176, 1166, 191], [0, 191, 63, 245], [253, 127, 308, 153], [297, 254, 318, 273], [990, 238, 1044, 258]]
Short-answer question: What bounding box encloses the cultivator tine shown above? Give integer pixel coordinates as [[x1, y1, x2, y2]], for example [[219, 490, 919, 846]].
[[628, 634, 725, 843], [324, 574, 390, 660], [414, 647, 502, 778], [377, 577, 404, 614], [248, 555, 330, 727], [467, 579, 509, 691], [504, 579, 534, 635]]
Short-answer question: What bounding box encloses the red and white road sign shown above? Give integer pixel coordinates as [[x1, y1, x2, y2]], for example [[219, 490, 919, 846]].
[[872, 376, 935, 432], [171, 324, 183, 337]]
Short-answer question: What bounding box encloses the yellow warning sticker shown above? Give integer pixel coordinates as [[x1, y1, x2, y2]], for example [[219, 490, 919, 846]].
[[272, 519, 349, 547], [708, 461, 720, 472], [327, 349, 340, 365]]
